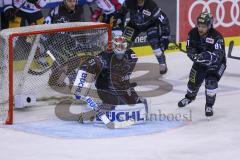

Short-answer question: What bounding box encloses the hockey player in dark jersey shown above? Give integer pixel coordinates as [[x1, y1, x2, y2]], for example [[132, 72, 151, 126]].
[[47, 35, 148, 123], [115, 0, 170, 74], [178, 12, 226, 117], [70, 35, 148, 123], [44, 0, 84, 24], [72, 35, 142, 105]]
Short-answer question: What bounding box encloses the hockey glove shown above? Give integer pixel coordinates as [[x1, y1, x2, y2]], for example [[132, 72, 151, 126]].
[[160, 36, 169, 51], [4, 7, 16, 21], [27, 0, 39, 4], [187, 52, 199, 62], [196, 51, 218, 66]]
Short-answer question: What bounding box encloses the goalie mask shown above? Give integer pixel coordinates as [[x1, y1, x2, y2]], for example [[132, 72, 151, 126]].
[[112, 36, 128, 55]]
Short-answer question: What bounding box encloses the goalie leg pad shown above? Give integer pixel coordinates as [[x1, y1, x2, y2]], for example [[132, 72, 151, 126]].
[[95, 102, 148, 124], [71, 69, 95, 97]]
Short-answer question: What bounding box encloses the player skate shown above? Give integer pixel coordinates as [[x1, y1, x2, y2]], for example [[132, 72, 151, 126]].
[[205, 105, 213, 117], [178, 97, 194, 108]]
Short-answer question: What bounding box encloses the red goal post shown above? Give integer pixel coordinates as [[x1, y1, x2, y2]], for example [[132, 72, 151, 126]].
[[0, 22, 112, 124]]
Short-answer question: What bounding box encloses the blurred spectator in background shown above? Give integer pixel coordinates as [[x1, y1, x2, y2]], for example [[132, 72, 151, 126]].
[[44, 0, 84, 24], [86, 0, 122, 27], [3, 0, 47, 28], [1, 12, 8, 30]]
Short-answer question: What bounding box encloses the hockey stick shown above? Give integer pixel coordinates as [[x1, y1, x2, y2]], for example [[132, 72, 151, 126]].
[[28, 48, 52, 75], [78, 96, 135, 129], [172, 40, 235, 57], [16, 34, 41, 94], [171, 41, 187, 53], [227, 41, 239, 60], [28, 65, 52, 75]]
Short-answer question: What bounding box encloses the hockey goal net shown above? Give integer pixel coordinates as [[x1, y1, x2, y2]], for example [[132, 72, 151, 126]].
[[0, 22, 111, 124]]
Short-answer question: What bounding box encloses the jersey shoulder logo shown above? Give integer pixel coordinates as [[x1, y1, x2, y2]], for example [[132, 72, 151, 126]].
[[206, 37, 215, 44], [143, 9, 151, 16]]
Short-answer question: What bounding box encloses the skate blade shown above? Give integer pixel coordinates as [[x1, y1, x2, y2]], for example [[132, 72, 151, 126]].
[[206, 116, 213, 121]]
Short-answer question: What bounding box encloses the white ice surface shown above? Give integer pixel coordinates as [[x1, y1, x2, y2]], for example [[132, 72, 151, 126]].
[[1, 47, 240, 160]]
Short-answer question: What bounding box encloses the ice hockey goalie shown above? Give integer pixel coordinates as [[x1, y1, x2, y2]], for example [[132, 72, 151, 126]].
[[76, 36, 140, 105], [48, 35, 148, 124]]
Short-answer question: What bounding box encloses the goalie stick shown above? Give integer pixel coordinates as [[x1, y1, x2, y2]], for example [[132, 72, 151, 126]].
[[77, 96, 135, 129], [47, 51, 135, 129], [17, 35, 41, 94]]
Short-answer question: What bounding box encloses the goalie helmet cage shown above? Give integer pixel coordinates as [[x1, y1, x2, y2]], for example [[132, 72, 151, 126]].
[[0, 22, 112, 125]]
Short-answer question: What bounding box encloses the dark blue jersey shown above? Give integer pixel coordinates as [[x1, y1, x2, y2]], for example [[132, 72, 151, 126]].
[[83, 49, 138, 91], [187, 27, 226, 66]]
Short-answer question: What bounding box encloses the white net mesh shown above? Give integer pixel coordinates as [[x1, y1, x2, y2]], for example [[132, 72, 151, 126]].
[[0, 22, 111, 124]]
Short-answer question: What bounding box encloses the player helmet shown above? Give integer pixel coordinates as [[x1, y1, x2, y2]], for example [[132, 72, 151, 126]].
[[137, 0, 145, 6], [112, 36, 128, 55], [197, 12, 213, 28]]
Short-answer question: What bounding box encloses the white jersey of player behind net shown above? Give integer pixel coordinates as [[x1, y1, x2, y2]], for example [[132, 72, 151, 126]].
[[3, 0, 47, 13], [87, 0, 116, 14]]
